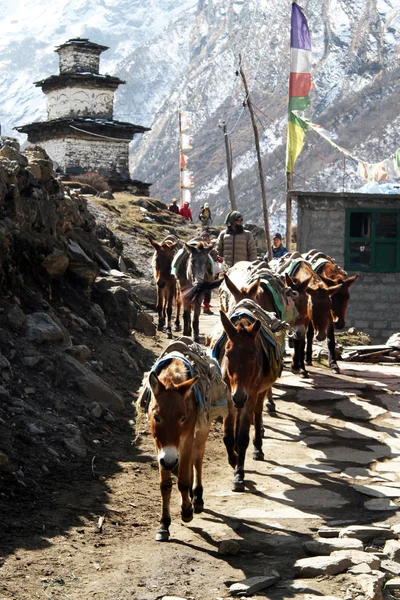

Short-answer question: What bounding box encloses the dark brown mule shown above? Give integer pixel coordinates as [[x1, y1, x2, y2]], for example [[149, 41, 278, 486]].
[[282, 260, 341, 376], [215, 310, 280, 492], [150, 237, 181, 338], [147, 360, 211, 541], [176, 242, 214, 342], [303, 250, 358, 373]]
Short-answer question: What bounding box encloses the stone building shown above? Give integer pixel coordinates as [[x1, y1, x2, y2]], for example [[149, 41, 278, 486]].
[[294, 191, 400, 343], [16, 38, 150, 188]]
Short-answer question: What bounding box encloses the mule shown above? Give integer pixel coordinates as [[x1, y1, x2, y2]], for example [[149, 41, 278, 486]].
[[303, 250, 358, 373], [278, 259, 341, 376], [212, 307, 282, 492], [150, 237, 181, 338], [176, 241, 215, 342]]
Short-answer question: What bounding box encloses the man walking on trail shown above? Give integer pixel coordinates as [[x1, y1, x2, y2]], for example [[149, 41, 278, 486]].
[[216, 210, 257, 267], [167, 198, 179, 214], [198, 202, 212, 227], [179, 201, 193, 221]]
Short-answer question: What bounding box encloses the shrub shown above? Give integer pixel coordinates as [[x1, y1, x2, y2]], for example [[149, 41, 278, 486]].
[[70, 171, 111, 193]]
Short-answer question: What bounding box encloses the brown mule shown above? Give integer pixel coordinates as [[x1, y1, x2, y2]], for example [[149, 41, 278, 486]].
[[150, 237, 181, 338], [216, 311, 280, 492], [147, 360, 213, 541]]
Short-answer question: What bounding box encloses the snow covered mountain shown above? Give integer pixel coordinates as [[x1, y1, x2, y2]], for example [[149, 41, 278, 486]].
[[2, 0, 400, 229]]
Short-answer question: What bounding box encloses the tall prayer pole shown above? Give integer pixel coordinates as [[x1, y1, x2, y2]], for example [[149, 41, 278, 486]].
[[219, 121, 237, 211], [239, 54, 272, 261]]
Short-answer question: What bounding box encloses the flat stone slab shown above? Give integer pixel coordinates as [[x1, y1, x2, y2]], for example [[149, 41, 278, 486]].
[[272, 464, 340, 475], [381, 560, 400, 576], [296, 389, 345, 403], [330, 550, 381, 569], [237, 507, 320, 519], [312, 446, 390, 464], [293, 555, 351, 577], [303, 537, 363, 555], [335, 397, 387, 421], [364, 498, 398, 510], [384, 578, 400, 590], [352, 483, 400, 498], [229, 572, 280, 597], [269, 488, 348, 509], [339, 525, 396, 542], [300, 436, 333, 446]]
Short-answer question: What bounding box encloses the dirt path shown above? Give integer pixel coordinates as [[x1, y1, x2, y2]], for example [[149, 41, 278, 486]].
[[1, 298, 400, 600]]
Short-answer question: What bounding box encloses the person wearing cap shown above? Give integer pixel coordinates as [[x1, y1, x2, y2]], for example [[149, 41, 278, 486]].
[[179, 200, 193, 221], [198, 202, 212, 227], [266, 232, 288, 259], [216, 210, 257, 267], [167, 198, 180, 214]]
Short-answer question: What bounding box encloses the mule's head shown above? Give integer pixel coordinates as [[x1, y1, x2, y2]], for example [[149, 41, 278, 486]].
[[284, 273, 311, 339], [223, 273, 260, 304], [306, 278, 342, 341], [220, 311, 262, 409], [185, 241, 214, 284], [320, 274, 358, 329], [148, 369, 198, 470], [150, 238, 177, 288]]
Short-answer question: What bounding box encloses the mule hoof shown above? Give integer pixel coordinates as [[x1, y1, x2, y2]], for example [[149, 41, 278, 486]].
[[181, 506, 194, 523], [193, 336, 200, 344], [265, 403, 276, 416], [174, 324, 181, 332], [253, 449, 264, 461], [155, 527, 170, 542], [300, 370, 309, 378], [166, 330, 172, 339], [331, 364, 340, 374], [157, 324, 164, 332], [306, 360, 313, 366], [193, 501, 204, 514], [232, 479, 245, 493], [291, 367, 301, 375]]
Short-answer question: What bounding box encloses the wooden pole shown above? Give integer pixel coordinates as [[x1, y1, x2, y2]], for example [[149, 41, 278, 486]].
[[238, 54, 272, 261], [286, 171, 293, 251], [178, 110, 182, 206], [219, 121, 237, 211]]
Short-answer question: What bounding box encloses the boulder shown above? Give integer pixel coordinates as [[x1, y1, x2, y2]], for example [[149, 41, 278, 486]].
[[60, 354, 125, 412], [26, 312, 65, 344], [41, 249, 69, 279], [130, 280, 157, 306], [293, 555, 352, 577], [304, 537, 363, 555], [134, 311, 156, 336], [229, 572, 280, 597]]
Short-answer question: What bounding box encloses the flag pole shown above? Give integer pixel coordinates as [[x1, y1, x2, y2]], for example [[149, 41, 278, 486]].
[[286, 172, 293, 251], [219, 121, 237, 211]]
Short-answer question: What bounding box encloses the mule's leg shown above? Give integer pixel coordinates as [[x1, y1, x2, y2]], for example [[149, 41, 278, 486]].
[[156, 288, 165, 331], [156, 469, 173, 542], [192, 422, 211, 513], [265, 387, 276, 415], [253, 393, 265, 461], [178, 435, 194, 523], [192, 299, 201, 343], [306, 323, 314, 366], [291, 336, 303, 374], [327, 319, 340, 373], [232, 408, 252, 492], [165, 284, 174, 339], [183, 299, 192, 337], [223, 402, 237, 469], [174, 287, 182, 332]]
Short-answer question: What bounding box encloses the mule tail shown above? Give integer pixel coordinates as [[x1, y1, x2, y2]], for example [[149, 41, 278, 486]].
[[182, 278, 223, 303]]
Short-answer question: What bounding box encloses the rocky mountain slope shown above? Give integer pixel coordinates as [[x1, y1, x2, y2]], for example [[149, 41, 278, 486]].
[[2, 0, 400, 230]]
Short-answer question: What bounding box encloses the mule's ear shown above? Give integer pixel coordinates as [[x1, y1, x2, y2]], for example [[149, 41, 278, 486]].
[[344, 273, 358, 287], [149, 372, 165, 395], [319, 275, 337, 287], [248, 318, 262, 336], [299, 276, 313, 291], [223, 274, 243, 302], [149, 238, 160, 250], [285, 273, 295, 288], [327, 283, 343, 296], [184, 242, 196, 253], [305, 284, 318, 296], [175, 376, 198, 397], [220, 310, 237, 340], [245, 278, 260, 299]]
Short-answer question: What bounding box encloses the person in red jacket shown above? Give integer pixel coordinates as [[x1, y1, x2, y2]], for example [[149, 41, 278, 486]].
[[179, 201, 193, 221]]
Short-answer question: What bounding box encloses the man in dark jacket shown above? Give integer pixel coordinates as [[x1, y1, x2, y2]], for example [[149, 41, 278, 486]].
[[216, 211, 257, 267], [167, 198, 180, 214], [270, 232, 288, 259]]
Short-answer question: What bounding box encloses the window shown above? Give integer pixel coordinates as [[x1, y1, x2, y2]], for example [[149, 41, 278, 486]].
[[345, 208, 400, 272]]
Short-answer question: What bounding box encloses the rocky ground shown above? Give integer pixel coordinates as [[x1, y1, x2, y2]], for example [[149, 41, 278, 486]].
[[0, 143, 399, 600]]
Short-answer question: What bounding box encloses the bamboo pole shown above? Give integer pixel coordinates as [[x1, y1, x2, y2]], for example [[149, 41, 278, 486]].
[[238, 54, 272, 260], [219, 121, 237, 210], [178, 110, 182, 206]]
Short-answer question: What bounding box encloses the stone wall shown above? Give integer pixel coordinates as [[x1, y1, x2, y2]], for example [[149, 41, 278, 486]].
[[46, 87, 114, 119], [295, 192, 400, 343], [59, 46, 100, 74], [40, 137, 130, 176]]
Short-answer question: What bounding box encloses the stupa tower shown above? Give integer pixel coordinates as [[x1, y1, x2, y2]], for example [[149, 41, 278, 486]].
[[16, 38, 150, 185]]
